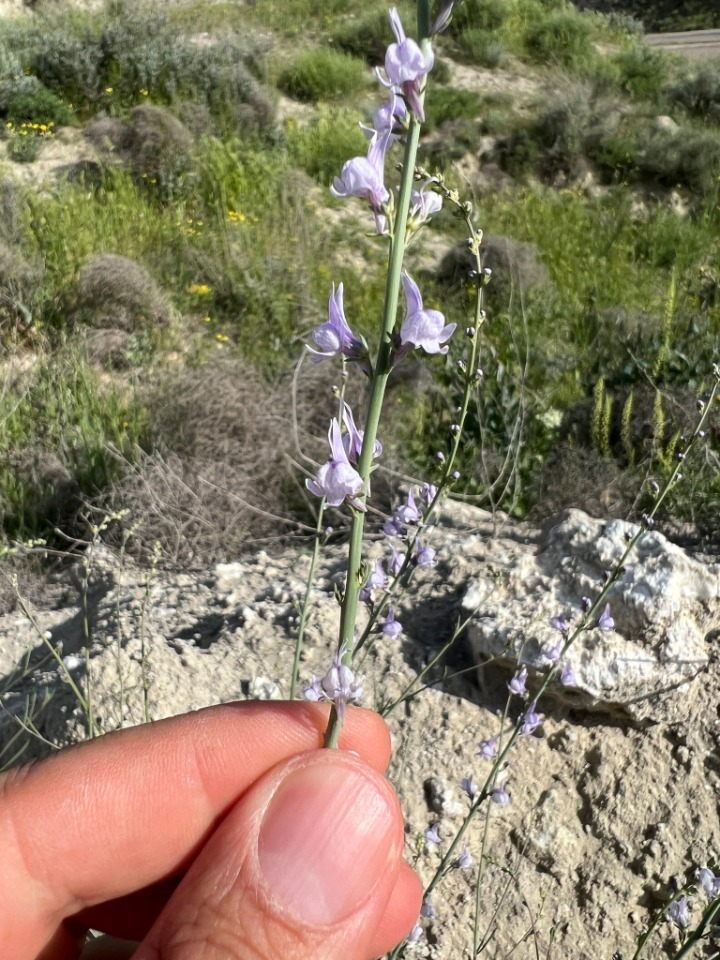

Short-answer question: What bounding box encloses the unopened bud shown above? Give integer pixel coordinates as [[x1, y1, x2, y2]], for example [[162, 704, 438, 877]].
[[451, 470, 460, 480], [451, 424, 460, 434], [465, 326, 475, 338], [436, 451, 445, 462], [457, 359, 467, 373]]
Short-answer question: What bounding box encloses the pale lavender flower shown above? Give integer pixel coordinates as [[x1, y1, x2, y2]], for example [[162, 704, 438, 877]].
[[366, 558, 388, 592], [491, 785, 511, 806], [431, 0, 456, 34], [306, 418, 365, 510], [598, 603, 615, 631], [382, 607, 403, 638], [667, 896, 690, 930], [342, 402, 382, 462], [409, 179, 442, 226], [520, 700, 543, 736], [304, 643, 364, 724], [307, 283, 364, 362], [388, 543, 404, 576], [457, 845, 473, 870], [560, 662, 577, 687], [362, 88, 407, 140], [508, 666, 528, 696], [383, 8, 434, 122], [582, 596, 592, 613], [478, 736, 498, 760], [416, 538, 437, 568], [331, 132, 392, 234], [461, 775, 478, 799], [424, 823, 441, 845], [408, 923, 424, 942], [420, 897, 437, 919], [399, 272, 456, 355], [394, 488, 422, 524], [696, 866, 720, 897], [383, 516, 406, 538], [543, 639, 563, 663], [549, 613, 570, 633], [420, 482, 437, 505]]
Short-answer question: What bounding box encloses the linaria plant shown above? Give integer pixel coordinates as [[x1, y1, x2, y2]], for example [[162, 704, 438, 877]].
[[291, 1, 720, 957]]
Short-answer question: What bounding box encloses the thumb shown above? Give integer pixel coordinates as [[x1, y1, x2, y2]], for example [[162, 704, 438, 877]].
[[132, 748, 416, 960]]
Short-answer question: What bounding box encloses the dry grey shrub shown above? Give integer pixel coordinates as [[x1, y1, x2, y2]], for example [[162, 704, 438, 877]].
[[85, 105, 195, 198], [70, 253, 170, 333], [105, 356, 319, 566]]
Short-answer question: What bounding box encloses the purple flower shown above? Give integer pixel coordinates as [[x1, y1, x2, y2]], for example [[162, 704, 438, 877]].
[[362, 88, 407, 140], [696, 866, 720, 897], [416, 538, 437, 568], [366, 558, 388, 592], [342, 402, 382, 463], [491, 785, 511, 806], [424, 823, 441, 845], [543, 639, 563, 663], [431, 0, 456, 34], [408, 923, 424, 942], [306, 418, 365, 510], [420, 897, 437, 919], [388, 543, 404, 576], [420, 482, 437, 505], [383, 8, 434, 122], [409, 179, 442, 226], [457, 845, 473, 870], [303, 642, 363, 723], [398, 272, 456, 355], [582, 596, 592, 613], [560, 662, 577, 687], [478, 736, 498, 760], [461, 775, 478, 799], [383, 516, 406, 538], [331, 132, 391, 234], [394, 487, 422, 524], [307, 283, 363, 362], [549, 613, 570, 633], [667, 896, 690, 930], [382, 607, 403, 638], [598, 603, 615, 631], [520, 700, 543, 736], [508, 666, 528, 697]]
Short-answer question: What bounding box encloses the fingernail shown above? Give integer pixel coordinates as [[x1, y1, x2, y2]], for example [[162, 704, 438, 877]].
[[258, 760, 396, 925]]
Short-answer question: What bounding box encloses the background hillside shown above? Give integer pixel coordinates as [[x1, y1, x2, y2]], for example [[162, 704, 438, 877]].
[[574, 0, 720, 32]]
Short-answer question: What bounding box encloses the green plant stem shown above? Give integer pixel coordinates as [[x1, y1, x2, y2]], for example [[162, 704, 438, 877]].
[[290, 500, 325, 700]]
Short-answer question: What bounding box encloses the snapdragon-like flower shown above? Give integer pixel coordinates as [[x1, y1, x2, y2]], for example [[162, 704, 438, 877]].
[[478, 735, 498, 760], [431, 0, 457, 35], [549, 613, 570, 633], [461, 775, 478, 799], [420, 897, 437, 919], [598, 603, 615, 631], [543, 639, 563, 663], [383, 516, 406, 538], [520, 700, 544, 736], [508, 666, 528, 697], [342, 402, 382, 462], [399, 272, 456, 355], [424, 823, 441, 845], [306, 418, 365, 510], [408, 923, 424, 942], [667, 896, 690, 930], [361, 88, 407, 141], [457, 845, 473, 870], [560, 662, 577, 687], [382, 607, 403, 638], [420, 482, 438, 505], [383, 8, 434, 122], [366, 558, 388, 593], [307, 283, 363, 362], [303, 643, 364, 724], [491, 785, 511, 806], [697, 866, 720, 897], [416, 538, 437, 568], [409, 179, 443, 227], [331, 132, 391, 234], [394, 487, 421, 524], [388, 543, 404, 576]]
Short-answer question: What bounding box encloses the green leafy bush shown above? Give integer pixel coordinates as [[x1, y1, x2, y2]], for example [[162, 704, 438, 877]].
[[613, 43, 668, 100], [666, 62, 720, 124], [330, 8, 392, 65], [422, 86, 482, 132], [286, 109, 367, 184], [0, 76, 72, 126], [524, 10, 594, 67], [278, 48, 367, 103]]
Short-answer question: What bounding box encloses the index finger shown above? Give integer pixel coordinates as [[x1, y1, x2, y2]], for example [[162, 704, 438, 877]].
[[0, 701, 391, 959]]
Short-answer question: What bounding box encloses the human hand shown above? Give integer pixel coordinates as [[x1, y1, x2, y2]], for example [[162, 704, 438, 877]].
[[0, 701, 422, 960]]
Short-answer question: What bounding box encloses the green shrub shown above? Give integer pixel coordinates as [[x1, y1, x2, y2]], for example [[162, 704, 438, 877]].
[[446, 0, 510, 35], [423, 86, 482, 132], [456, 29, 509, 68], [666, 62, 720, 124], [613, 44, 668, 100], [524, 10, 594, 68], [286, 109, 368, 184], [0, 76, 72, 126], [331, 8, 392, 65], [278, 48, 367, 103]]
